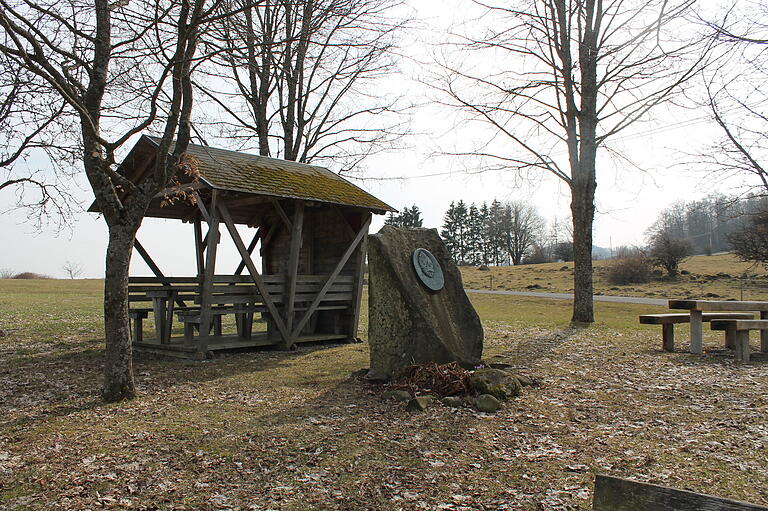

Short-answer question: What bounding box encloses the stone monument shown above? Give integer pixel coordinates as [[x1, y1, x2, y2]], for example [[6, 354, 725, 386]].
[[367, 226, 483, 380]]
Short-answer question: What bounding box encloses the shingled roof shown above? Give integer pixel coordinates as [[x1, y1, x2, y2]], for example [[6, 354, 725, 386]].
[[146, 136, 393, 213]]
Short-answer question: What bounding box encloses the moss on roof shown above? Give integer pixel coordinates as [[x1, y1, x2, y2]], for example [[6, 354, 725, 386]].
[[146, 136, 393, 212]]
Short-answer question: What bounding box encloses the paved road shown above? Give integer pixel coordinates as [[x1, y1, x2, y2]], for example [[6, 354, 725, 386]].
[[465, 289, 667, 306]]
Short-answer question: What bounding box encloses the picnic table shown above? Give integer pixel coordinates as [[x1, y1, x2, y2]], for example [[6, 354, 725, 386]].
[[668, 299, 768, 355]]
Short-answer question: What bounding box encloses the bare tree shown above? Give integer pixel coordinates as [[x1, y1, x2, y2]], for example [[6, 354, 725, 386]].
[[501, 201, 544, 265], [699, 1, 768, 196], [0, 54, 79, 228], [62, 260, 84, 279], [199, 0, 408, 170], [435, 0, 710, 322], [0, 0, 231, 401]]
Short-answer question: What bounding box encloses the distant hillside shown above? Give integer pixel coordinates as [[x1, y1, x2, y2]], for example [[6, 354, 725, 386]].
[[460, 253, 768, 301]]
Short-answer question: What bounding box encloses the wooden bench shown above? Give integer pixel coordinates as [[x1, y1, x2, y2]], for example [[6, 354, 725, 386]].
[[710, 319, 768, 363], [594, 474, 768, 510], [639, 313, 755, 352], [128, 308, 150, 343]]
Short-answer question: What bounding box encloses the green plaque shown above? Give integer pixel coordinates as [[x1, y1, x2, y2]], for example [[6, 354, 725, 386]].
[[412, 248, 444, 291]]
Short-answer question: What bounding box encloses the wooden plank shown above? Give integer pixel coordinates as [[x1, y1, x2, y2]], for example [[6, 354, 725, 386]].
[[129, 276, 200, 283], [761, 311, 768, 352], [217, 201, 291, 345], [260, 223, 279, 255], [285, 201, 305, 338], [593, 474, 768, 511], [690, 309, 703, 354], [235, 228, 262, 276], [669, 299, 768, 311], [198, 190, 220, 354], [332, 205, 357, 240], [639, 313, 755, 325], [292, 215, 372, 338], [736, 330, 751, 363]]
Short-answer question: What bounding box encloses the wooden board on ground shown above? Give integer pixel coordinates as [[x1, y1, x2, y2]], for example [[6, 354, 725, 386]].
[[593, 475, 768, 511]]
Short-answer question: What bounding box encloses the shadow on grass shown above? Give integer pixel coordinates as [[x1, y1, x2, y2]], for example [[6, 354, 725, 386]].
[[488, 326, 580, 368], [0, 337, 355, 431]]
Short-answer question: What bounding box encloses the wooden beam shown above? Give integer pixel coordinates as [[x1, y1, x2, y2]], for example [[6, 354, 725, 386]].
[[292, 215, 372, 338], [193, 191, 211, 224], [198, 190, 220, 355], [284, 201, 305, 337], [593, 474, 768, 510], [193, 217, 205, 277], [348, 212, 371, 339], [133, 239, 186, 308], [235, 228, 262, 276], [271, 198, 292, 230], [218, 201, 291, 344]]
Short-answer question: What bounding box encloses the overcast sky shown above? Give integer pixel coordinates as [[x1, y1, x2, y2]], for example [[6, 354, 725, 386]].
[[0, 0, 753, 278]]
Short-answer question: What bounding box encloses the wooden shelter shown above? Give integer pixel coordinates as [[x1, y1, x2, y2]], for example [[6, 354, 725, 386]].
[[92, 135, 393, 358]]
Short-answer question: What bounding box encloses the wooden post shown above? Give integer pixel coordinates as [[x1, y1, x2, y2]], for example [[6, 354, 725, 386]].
[[348, 212, 371, 340], [662, 323, 674, 352], [217, 201, 291, 345], [284, 201, 305, 341], [193, 217, 205, 277], [760, 311, 768, 353], [735, 330, 750, 363], [292, 215, 372, 338], [689, 309, 703, 354], [198, 191, 220, 357]]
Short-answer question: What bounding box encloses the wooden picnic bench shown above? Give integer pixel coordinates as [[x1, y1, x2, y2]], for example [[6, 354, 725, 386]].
[[668, 299, 768, 355], [639, 313, 755, 352], [128, 274, 355, 347], [710, 319, 768, 363]]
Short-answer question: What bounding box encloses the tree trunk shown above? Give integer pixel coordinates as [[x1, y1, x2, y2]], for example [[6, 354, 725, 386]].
[[570, 170, 596, 324], [102, 222, 139, 401]]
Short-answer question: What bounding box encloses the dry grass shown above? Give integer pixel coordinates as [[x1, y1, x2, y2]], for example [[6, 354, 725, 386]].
[[1, 279, 767, 510], [461, 253, 768, 301]]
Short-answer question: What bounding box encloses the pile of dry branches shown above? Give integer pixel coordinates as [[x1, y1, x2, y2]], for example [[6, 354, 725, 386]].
[[393, 362, 473, 397]]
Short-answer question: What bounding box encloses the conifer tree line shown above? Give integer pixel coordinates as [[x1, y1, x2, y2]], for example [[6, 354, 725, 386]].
[[439, 199, 569, 266], [385, 205, 423, 228]]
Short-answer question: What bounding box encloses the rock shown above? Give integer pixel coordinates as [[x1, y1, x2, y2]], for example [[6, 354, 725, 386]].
[[367, 226, 483, 380], [382, 390, 411, 402], [407, 396, 434, 412], [525, 284, 542, 289], [478, 265, 490, 271], [469, 368, 522, 400], [515, 374, 536, 387], [441, 396, 464, 408], [475, 394, 501, 413]]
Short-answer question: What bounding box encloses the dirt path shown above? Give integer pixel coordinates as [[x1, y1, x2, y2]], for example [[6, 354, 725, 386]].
[[466, 288, 667, 306]]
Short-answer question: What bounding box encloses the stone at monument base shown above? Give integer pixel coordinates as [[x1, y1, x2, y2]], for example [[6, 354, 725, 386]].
[[367, 226, 483, 380]]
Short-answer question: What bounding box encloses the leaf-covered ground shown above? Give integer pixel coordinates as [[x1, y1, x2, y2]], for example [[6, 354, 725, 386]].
[[1, 280, 767, 510]]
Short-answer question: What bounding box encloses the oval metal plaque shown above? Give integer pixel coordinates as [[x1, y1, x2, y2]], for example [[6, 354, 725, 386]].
[[412, 248, 444, 291]]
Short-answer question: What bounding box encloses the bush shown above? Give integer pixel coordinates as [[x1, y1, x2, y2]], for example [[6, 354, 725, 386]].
[[605, 254, 652, 285], [648, 232, 693, 276], [11, 272, 52, 279]]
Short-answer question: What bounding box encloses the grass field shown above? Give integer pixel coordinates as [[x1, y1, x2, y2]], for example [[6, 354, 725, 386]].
[[1, 277, 768, 510], [460, 253, 768, 301]]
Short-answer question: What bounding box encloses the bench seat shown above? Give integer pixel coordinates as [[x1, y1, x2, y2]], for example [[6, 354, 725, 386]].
[[639, 312, 755, 352]]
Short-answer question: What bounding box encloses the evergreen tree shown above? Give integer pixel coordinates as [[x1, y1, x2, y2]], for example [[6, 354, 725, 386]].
[[440, 202, 459, 260], [385, 204, 424, 228]]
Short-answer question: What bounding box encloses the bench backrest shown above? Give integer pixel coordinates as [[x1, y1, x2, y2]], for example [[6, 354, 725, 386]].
[[128, 275, 354, 307]]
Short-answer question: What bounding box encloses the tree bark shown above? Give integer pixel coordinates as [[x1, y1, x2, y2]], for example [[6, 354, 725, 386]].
[[570, 168, 596, 324], [101, 221, 140, 401]]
